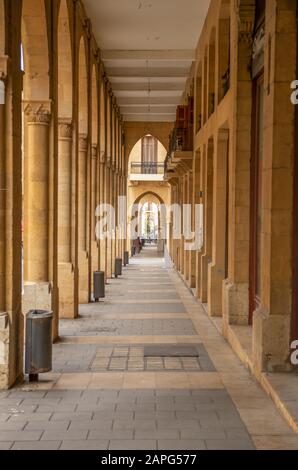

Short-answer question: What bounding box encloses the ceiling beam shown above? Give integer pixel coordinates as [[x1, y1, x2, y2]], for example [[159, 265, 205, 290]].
[[102, 50, 196, 61], [106, 67, 190, 78], [124, 114, 176, 122], [111, 82, 186, 91], [117, 97, 181, 106], [121, 105, 177, 114]]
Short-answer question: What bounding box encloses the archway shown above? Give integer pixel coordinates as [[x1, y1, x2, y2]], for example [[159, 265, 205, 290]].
[[128, 135, 166, 178], [129, 191, 167, 257]]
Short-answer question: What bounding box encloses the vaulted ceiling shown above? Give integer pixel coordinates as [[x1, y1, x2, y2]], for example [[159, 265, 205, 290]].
[[83, 0, 211, 122]]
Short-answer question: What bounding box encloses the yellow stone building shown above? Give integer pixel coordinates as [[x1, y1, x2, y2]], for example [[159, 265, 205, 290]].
[[0, 0, 298, 451]]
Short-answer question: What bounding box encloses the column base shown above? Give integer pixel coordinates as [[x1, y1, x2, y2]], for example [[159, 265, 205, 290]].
[[23, 282, 52, 315], [222, 280, 249, 336], [207, 262, 225, 317], [58, 263, 77, 319], [78, 252, 89, 304], [252, 307, 292, 373]]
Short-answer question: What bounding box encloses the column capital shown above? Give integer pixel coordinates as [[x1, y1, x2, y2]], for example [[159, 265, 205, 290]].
[[24, 101, 51, 125], [58, 119, 73, 139], [79, 134, 88, 152]]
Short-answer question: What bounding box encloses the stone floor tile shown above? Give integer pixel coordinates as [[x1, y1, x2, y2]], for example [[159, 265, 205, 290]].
[[60, 440, 109, 450], [158, 439, 206, 450], [12, 441, 61, 450], [41, 429, 88, 441], [109, 440, 157, 450], [205, 439, 255, 450]]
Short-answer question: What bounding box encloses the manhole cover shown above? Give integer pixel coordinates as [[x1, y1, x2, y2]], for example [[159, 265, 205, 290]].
[[144, 345, 199, 357]]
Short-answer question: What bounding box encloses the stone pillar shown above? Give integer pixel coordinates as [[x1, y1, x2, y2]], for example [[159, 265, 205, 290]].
[[90, 144, 99, 295], [105, 164, 112, 279], [187, 170, 196, 288], [208, 129, 229, 316], [57, 119, 76, 318], [99, 157, 107, 276], [200, 142, 213, 302], [195, 148, 204, 299], [222, 16, 253, 329], [111, 166, 116, 273], [252, 0, 296, 372], [23, 102, 52, 314], [78, 134, 89, 303]]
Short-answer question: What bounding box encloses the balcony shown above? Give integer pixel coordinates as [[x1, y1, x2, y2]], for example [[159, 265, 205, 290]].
[[129, 162, 165, 182]]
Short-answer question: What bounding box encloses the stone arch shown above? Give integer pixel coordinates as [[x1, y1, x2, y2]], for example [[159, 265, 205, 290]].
[[133, 191, 165, 207], [58, 0, 73, 119], [128, 135, 167, 173], [208, 28, 216, 117], [218, 0, 231, 102], [21, 0, 50, 101], [124, 122, 172, 172]]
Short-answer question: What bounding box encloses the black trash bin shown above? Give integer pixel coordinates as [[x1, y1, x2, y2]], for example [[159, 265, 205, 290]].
[[25, 310, 53, 382], [124, 251, 129, 266], [114, 258, 122, 277], [94, 271, 105, 301]]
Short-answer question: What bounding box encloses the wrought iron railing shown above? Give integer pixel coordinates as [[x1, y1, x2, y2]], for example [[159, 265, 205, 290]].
[[130, 162, 165, 175]]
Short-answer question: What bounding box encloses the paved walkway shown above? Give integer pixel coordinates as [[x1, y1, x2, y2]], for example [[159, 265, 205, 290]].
[[1, 247, 298, 450]]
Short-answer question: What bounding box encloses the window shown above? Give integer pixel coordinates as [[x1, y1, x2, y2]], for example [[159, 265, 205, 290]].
[[141, 135, 157, 164]]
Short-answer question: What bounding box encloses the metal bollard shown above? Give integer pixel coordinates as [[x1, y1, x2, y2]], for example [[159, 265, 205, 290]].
[[94, 271, 105, 301], [25, 310, 53, 382], [114, 258, 123, 277], [124, 251, 129, 266]]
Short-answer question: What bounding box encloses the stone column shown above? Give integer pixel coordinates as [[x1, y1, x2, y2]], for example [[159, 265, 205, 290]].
[[90, 144, 99, 294], [187, 170, 196, 288], [23, 102, 52, 314], [78, 134, 89, 303], [99, 157, 107, 276], [222, 14, 254, 329], [57, 119, 76, 318], [208, 129, 229, 316], [105, 163, 112, 279], [200, 143, 213, 303]]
